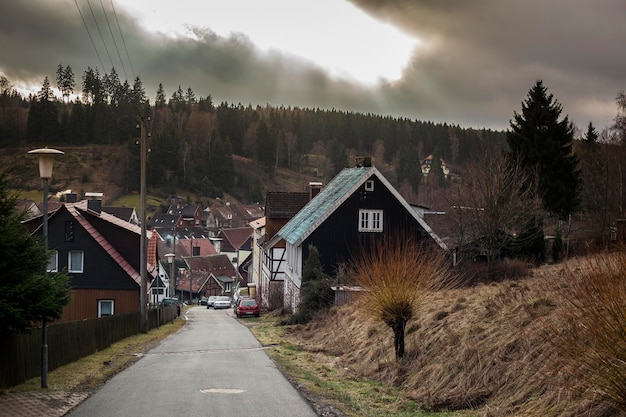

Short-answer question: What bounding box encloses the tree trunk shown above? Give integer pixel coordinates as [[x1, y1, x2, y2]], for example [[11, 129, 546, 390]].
[[392, 318, 407, 359]]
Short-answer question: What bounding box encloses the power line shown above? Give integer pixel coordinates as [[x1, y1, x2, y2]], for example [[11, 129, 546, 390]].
[[74, 0, 106, 71], [109, 0, 136, 79], [99, 0, 128, 81], [85, 0, 115, 72]]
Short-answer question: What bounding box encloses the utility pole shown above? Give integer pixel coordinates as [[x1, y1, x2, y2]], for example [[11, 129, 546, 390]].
[[189, 236, 193, 305], [139, 117, 149, 333]]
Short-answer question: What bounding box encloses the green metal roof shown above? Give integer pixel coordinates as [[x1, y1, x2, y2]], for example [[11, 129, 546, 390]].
[[276, 165, 448, 250], [278, 166, 374, 246]]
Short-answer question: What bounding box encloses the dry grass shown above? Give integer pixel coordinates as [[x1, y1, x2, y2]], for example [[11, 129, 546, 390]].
[[9, 318, 185, 394], [254, 253, 626, 417]]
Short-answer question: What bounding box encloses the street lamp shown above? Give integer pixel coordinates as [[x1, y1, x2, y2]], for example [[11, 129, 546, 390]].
[[165, 253, 175, 322], [29, 147, 64, 389]]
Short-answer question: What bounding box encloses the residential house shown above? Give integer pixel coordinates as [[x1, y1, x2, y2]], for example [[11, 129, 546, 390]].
[[147, 213, 182, 230], [252, 191, 311, 309], [175, 253, 242, 302], [155, 232, 218, 299], [215, 226, 253, 273], [14, 199, 41, 219], [191, 254, 242, 297], [24, 199, 156, 322], [268, 158, 448, 312], [421, 154, 450, 179], [235, 203, 265, 224], [102, 206, 139, 225]]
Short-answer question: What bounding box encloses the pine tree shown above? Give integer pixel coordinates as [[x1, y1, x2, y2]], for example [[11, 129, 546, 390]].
[[507, 80, 581, 219], [0, 170, 70, 334]]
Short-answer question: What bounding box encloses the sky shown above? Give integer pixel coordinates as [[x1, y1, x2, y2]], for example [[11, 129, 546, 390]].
[[1, 0, 625, 131]]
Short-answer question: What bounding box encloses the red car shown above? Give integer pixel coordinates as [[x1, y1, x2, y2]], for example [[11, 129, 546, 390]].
[[236, 298, 260, 318]]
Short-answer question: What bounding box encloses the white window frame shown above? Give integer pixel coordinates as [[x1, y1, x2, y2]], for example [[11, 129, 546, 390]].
[[68, 250, 84, 273], [98, 300, 114, 317], [358, 209, 383, 232], [365, 180, 374, 191], [47, 250, 58, 272]]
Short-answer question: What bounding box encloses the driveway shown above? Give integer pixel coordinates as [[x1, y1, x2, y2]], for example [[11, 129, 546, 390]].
[[66, 306, 318, 417]]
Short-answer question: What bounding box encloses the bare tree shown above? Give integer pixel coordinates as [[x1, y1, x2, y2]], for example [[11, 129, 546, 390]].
[[350, 234, 453, 360], [448, 144, 543, 268]]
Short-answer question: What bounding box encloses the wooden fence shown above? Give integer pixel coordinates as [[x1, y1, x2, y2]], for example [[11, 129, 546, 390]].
[[0, 305, 176, 388]]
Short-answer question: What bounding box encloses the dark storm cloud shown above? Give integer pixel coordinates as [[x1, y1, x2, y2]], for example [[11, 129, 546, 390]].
[[2, 0, 625, 130], [350, 0, 626, 129]]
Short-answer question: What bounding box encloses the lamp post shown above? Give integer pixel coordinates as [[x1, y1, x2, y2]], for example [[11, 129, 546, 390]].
[[165, 253, 175, 323], [28, 147, 64, 389]]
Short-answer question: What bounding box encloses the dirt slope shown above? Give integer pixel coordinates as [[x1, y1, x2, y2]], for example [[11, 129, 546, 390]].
[[286, 259, 622, 417]]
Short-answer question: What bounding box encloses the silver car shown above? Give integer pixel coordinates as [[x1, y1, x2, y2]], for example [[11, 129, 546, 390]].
[[206, 295, 218, 309], [213, 296, 231, 309]]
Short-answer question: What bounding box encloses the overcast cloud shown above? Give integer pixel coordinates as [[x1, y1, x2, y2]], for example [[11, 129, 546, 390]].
[[1, 0, 624, 131]]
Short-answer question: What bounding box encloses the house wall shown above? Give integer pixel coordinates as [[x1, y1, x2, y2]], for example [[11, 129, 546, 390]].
[[283, 273, 301, 314], [301, 175, 429, 277], [48, 210, 140, 291], [59, 288, 139, 322]]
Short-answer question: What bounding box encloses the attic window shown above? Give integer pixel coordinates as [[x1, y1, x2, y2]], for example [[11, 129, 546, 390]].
[[358, 209, 383, 232], [365, 180, 374, 192]]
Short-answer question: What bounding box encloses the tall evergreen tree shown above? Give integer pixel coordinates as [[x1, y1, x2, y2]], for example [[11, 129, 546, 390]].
[[0, 170, 70, 334], [507, 80, 581, 219], [155, 83, 166, 108], [583, 121, 599, 146]]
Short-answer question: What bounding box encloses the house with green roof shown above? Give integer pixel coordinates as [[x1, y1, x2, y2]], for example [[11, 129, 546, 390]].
[[267, 157, 448, 313]]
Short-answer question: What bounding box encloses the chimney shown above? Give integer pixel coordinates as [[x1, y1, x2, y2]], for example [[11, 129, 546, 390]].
[[355, 156, 372, 167], [66, 193, 77, 203], [309, 182, 323, 200], [85, 192, 103, 213], [210, 237, 222, 253]]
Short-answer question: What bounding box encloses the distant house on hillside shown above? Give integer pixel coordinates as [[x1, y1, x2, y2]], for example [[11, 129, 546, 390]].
[[421, 154, 450, 179]]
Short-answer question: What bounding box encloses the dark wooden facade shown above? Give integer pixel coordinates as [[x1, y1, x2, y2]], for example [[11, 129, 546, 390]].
[[60, 289, 139, 323], [301, 174, 431, 275], [33, 203, 142, 323]]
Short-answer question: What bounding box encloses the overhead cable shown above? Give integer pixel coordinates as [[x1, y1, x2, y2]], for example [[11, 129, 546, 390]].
[[74, 0, 106, 71], [99, 0, 128, 80]]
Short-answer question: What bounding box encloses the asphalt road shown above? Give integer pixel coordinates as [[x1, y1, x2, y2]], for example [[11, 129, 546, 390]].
[[67, 306, 318, 417]]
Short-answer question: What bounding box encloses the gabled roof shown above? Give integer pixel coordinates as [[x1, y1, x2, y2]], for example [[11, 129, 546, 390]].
[[176, 269, 209, 294], [181, 205, 199, 219], [102, 206, 137, 223], [249, 216, 266, 230], [265, 192, 310, 219], [217, 226, 253, 251], [187, 253, 237, 277], [236, 203, 264, 221], [66, 203, 143, 285], [147, 213, 180, 229], [277, 166, 448, 250]]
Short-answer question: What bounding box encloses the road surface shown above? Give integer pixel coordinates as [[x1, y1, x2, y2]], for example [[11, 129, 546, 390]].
[[67, 306, 318, 417]]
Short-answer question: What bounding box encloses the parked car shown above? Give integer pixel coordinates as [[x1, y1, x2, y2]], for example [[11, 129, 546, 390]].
[[200, 296, 208, 306], [213, 296, 231, 309], [206, 295, 218, 309], [236, 298, 260, 318]]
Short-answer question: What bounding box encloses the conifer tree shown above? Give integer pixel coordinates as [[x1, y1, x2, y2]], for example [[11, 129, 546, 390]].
[[507, 80, 581, 220], [0, 170, 70, 334]]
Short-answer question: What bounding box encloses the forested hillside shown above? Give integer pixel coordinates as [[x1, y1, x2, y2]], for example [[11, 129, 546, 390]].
[[0, 69, 506, 204]]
